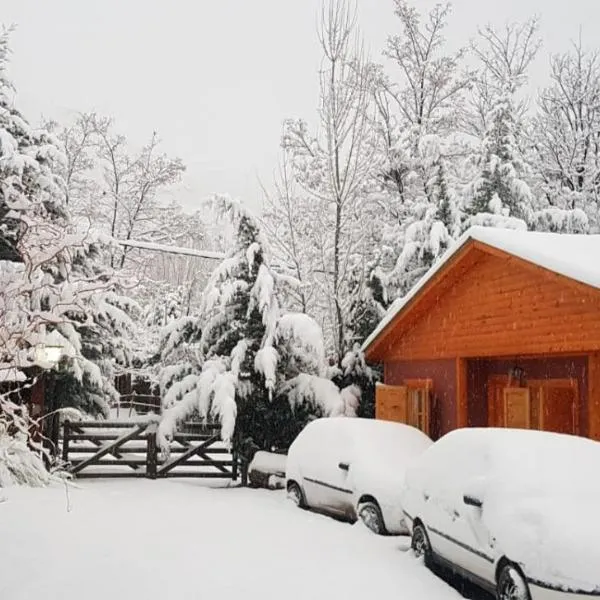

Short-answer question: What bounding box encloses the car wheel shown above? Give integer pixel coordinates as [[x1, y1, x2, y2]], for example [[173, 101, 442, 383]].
[[358, 501, 386, 535], [287, 481, 306, 509], [411, 521, 432, 565], [496, 563, 531, 600]]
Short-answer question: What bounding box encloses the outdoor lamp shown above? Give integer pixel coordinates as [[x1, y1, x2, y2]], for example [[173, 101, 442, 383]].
[[34, 344, 63, 370]]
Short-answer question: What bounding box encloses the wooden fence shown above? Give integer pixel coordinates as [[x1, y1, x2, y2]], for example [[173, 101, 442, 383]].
[[62, 420, 242, 481]]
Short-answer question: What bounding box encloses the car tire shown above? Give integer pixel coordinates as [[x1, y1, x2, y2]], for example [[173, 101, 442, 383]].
[[496, 563, 531, 600], [411, 521, 432, 566], [287, 481, 306, 509], [358, 501, 386, 535]]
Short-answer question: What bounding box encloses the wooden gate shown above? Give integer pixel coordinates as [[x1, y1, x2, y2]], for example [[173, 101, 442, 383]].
[[62, 420, 239, 480]]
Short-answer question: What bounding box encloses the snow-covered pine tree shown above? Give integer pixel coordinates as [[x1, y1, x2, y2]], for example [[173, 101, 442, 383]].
[[0, 29, 66, 264], [465, 91, 533, 229], [46, 235, 138, 418], [158, 196, 283, 454], [345, 258, 387, 347], [387, 138, 459, 297], [158, 196, 355, 457]]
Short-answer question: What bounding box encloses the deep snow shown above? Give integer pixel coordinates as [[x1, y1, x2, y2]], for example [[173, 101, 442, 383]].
[[0, 480, 459, 600]]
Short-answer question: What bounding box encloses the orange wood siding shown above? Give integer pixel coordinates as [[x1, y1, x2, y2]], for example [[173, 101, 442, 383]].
[[386, 252, 600, 361]]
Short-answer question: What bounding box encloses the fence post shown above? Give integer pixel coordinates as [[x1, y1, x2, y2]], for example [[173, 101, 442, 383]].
[[61, 420, 70, 464], [241, 460, 249, 487], [232, 449, 239, 481], [146, 423, 158, 480]]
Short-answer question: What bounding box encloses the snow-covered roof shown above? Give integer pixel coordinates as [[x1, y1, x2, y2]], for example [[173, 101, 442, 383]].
[[362, 226, 600, 355]]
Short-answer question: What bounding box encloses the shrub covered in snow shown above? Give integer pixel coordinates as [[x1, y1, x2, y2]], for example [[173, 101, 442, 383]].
[[0, 394, 52, 487]]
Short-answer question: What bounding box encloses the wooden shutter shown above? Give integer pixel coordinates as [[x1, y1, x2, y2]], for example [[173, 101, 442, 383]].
[[503, 387, 531, 429], [376, 384, 408, 423]]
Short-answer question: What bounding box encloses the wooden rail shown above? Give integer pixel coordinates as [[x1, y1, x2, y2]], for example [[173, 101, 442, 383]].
[[62, 420, 239, 481]]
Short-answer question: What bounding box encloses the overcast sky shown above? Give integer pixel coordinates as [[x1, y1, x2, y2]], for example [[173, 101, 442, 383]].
[[2, 0, 599, 213]]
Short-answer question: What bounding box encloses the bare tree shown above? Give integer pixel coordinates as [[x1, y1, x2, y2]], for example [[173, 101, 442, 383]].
[[283, 0, 382, 359], [261, 153, 315, 315], [381, 1, 472, 133], [532, 37, 600, 224], [465, 17, 541, 135], [52, 113, 186, 268]]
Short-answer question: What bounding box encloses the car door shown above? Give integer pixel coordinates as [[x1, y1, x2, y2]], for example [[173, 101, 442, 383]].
[[431, 443, 495, 586], [301, 425, 354, 515], [415, 438, 494, 584]]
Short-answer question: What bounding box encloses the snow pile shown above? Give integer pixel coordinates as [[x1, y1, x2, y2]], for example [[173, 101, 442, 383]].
[[249, 451, 287, 475], [0, 426, 50, 488], [0, 480, 459, 600]]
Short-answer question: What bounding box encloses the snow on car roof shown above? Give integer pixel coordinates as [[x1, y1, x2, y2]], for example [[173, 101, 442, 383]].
[[304, 417, 432, 455], [362, 226, 600, 353], [438, 427, 600, 476]]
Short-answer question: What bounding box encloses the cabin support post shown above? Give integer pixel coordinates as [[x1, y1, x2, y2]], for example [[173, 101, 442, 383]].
[[456, 357, 468, 429], [588, 353, 600, 441]]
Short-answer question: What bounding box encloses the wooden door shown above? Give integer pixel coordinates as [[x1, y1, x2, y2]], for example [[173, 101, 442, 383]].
[[503, 387, 531, 429], [375, 384, 408, 423], [529, 379, 578, 435], [488, 377, 531, 429], [487, 375, 508, 427]]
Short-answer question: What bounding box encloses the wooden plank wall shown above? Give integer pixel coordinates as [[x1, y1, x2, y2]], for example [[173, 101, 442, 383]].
[[387, 252, 600, 360]]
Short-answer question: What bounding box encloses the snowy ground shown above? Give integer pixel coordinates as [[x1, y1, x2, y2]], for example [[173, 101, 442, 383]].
[[0, 480, 466, 600]]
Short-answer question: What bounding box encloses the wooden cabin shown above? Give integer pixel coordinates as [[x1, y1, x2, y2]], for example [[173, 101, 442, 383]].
[[363, 226, 600, 442]]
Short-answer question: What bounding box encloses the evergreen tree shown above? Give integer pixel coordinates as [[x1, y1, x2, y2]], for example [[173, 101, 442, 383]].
[[345, 260, 387, 348], [387, 139, 459, 297], [0, 29, 66, 263], [48, 237, 138, 418], [158, 197, 354, 458], [466, 91, 533, 227]]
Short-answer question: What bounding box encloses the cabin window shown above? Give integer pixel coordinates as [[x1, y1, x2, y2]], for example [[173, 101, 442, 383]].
[[406, 380, 432, 436]]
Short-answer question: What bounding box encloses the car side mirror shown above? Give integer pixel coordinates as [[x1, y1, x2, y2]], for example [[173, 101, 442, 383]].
[[463, 494, 483, 508], [338, 462, 350, 471]]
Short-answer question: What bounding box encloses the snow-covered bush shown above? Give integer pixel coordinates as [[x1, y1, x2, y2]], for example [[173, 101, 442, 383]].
[[0, 394, 51, 487]]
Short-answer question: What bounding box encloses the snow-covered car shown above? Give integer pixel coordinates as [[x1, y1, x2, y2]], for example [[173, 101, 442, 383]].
[[403, 428, 600, 600], [248, 451, 286, 489], [285, 417, 432, 534]]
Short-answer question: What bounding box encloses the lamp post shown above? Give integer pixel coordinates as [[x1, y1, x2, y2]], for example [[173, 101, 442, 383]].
[[34, 342, 64, 453]]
